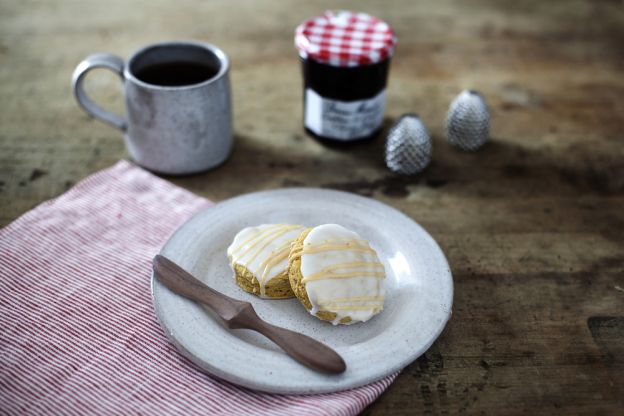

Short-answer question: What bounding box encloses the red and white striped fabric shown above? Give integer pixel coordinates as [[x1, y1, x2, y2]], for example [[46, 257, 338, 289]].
[[295, 10, 397, 67], [0, 160, 398, 415]]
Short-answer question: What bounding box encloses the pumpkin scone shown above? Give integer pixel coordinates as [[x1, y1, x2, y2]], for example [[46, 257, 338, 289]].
[[227, 224, 306, 299], [288, 224, 386, 325]]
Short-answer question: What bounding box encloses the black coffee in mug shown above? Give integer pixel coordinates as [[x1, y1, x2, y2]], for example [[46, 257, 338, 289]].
[[135, 61, 218, 86], [72, 40, 232, 174]]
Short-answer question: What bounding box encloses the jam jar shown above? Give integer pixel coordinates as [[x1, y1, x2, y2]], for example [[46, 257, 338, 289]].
[[295, 11, 397, 144]]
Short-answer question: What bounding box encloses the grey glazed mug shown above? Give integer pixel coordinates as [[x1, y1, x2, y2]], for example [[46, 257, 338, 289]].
[[72, 40, 232, 175]]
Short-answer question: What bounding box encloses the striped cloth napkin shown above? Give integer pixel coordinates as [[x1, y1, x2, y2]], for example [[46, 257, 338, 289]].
[[0, 161, 397, 416]]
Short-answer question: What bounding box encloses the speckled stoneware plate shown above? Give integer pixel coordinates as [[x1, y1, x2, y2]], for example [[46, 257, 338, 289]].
[[151, 188, 453, 394]]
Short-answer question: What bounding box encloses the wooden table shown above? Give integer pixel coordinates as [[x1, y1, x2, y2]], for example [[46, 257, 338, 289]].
[[2, 0, 622, 413]]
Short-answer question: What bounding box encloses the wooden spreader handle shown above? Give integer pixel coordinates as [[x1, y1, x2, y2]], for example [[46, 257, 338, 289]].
[[153, 255, 346, 374]]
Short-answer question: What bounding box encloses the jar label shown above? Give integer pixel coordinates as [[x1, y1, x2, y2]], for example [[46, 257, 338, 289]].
[[305, 89, 386, 140]]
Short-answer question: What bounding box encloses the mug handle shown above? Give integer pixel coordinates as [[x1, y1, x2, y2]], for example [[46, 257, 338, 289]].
[[71, 53, 127, 131]]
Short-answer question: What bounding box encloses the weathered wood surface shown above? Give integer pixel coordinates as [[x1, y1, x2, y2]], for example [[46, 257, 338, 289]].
[[1, 0, 623, 414]]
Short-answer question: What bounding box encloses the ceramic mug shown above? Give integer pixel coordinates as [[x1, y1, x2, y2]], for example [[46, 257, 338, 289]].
[[72, 40, 232, 175]]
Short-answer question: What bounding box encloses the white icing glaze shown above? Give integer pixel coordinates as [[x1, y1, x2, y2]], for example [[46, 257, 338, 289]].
[[299, 224, 385, 325], [227, 224, 306, 298]]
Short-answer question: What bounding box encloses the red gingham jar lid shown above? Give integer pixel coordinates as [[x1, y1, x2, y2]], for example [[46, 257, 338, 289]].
[[295, 10, 397, 67]]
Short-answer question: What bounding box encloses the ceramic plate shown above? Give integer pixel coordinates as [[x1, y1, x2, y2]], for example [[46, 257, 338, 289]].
[[151, 188, 453, 394]]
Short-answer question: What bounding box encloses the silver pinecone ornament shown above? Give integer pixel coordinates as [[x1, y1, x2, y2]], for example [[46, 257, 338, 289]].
[[445, 90, 490, 151], [385, 114, 432, 175]]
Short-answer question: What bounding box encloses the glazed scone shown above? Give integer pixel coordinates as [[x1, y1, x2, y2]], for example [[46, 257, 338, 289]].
[[227, 224, 307, 299], [288, 224, 386, 325]]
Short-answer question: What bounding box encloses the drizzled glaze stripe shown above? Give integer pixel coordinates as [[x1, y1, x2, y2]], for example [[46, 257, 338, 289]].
[[316, 305, 383, 312], [236, 225, 301, 262], [317, 300, 384, 308], [290, 243, 375, 258], [302, 270, 386, 283], [258, 245, 291, 294], [230, 225, 284, 255], [228, 224, 305, 297], [298, 224, 386, 324], [302, 261, 385, 283], [317, 295, 384, 303]]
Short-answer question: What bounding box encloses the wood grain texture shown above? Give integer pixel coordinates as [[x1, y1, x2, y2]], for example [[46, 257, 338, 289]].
[[1, 0, 622, 414], [152, 255, 346, 375]]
